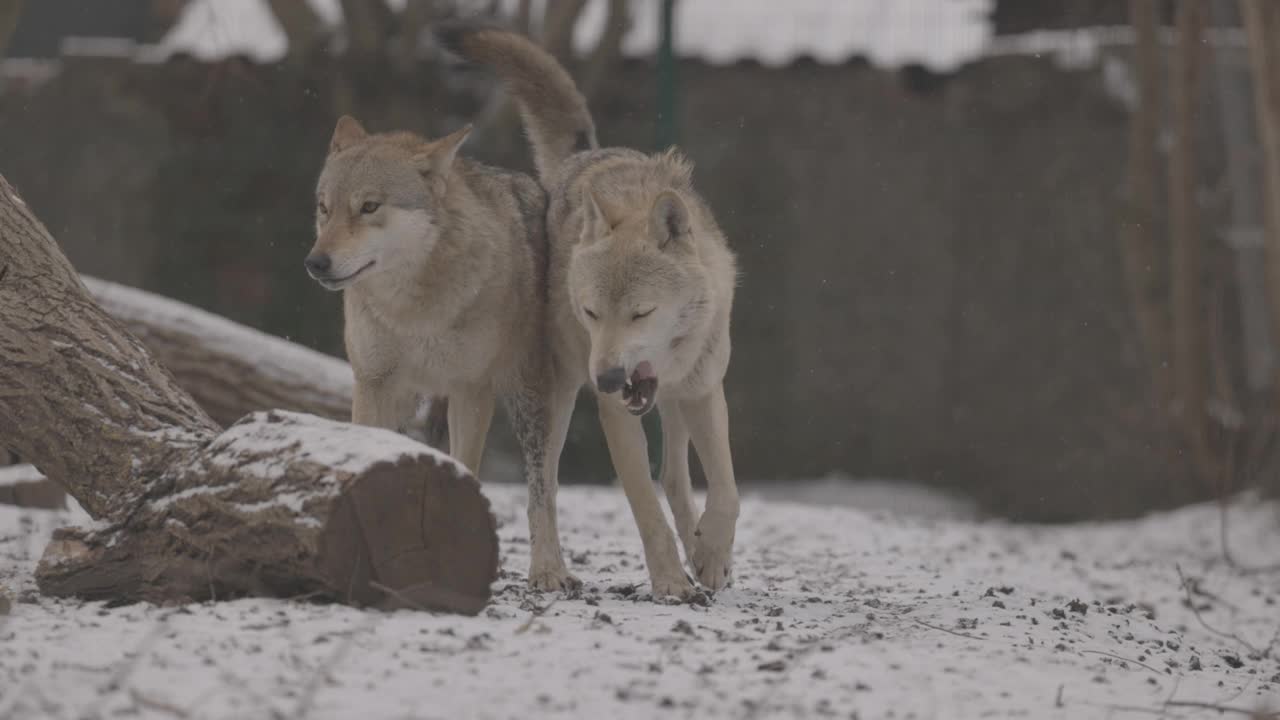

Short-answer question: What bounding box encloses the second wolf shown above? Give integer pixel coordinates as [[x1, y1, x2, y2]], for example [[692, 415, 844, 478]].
[[442, 24, 741, 597]]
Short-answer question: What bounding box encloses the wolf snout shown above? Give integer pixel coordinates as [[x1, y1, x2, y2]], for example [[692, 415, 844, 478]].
[[596, 367, 627, 394], [304, 253, 332, 276]]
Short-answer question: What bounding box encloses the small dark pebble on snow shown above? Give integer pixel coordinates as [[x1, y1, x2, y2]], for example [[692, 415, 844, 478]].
[[1067, 599, 1088, 615], [672, 620, 696, 637], [1221, 654, 1244, 669], [758, 660, 786, 672], [1190, 656, 1203, 671]]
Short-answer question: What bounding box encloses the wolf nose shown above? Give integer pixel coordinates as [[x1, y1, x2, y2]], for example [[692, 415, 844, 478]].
[[304, 254, 332, 274], [596, 367, 627, 394]]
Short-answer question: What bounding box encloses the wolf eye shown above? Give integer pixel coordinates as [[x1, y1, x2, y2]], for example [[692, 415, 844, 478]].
[[583, 308, 598, 320], [317, 202, 328, 215], [632, 308, 655, 321], [360, 201, 381, 214]]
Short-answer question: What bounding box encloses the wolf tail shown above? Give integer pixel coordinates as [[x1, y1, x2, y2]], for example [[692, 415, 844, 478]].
[[437, 22, 598, 183]]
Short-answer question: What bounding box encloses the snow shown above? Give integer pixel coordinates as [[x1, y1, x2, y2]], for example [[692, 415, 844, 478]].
[[206, 410, 465, 479], [147, 411, 466, 529], [2, 483, 1277, 718], [0, 465, 43, 488]]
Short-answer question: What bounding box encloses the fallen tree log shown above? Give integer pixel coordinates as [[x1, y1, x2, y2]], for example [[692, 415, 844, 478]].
[[0, 174, 497, 613], [81, 276, 448, 448]]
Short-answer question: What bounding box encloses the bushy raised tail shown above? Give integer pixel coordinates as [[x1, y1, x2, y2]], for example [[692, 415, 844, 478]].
[[437, 22, 598, 183]]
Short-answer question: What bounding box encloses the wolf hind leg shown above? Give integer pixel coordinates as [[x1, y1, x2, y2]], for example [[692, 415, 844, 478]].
[[508, 377, 580, 592]]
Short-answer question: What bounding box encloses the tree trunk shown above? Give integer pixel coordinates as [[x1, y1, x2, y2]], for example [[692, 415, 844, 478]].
[[0, 175, 496, 613], [542, 0, 589, 63], [1242, 0, 1280, 406], [1212, 0, 1274, 399], [340, 0, 391, 57], [1122, 0, 1173, 409], [1168, 0, 1214, 480], [582, 0, 631, 101], [266, 0, 327, 63]]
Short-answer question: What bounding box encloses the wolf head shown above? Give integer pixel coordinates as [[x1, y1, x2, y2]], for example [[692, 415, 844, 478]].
[[569, 188, 714, 416], [306, 116, 471, 291]]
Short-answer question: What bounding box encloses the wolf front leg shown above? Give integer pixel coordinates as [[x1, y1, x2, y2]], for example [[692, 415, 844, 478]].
[[681, 383, 739, 590], [509, 379, 581, 592], [597, 396, 694, 599], [657, 397, 699, 561], [351, 374, 421, 433], [446, 385, 495, 475]]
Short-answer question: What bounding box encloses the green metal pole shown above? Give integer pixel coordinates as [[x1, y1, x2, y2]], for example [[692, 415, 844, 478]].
[[655, 0, 677, 150]]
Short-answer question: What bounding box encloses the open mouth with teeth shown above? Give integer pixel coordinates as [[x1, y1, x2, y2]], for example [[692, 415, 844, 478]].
[[313, 261, 375, 290], [623, 361, 658, 416]]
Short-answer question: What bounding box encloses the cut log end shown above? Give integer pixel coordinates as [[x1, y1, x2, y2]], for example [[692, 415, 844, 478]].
[[319, 455, 500, 615]]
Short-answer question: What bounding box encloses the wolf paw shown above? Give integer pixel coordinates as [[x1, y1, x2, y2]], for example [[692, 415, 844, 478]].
[[649, 571, 696, 601], [527, 563, 582, 593], [691, 511, 736, 590]]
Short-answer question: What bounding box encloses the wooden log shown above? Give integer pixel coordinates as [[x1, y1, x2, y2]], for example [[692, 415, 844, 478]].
[[37, 410, 497, 612], [0, 173, 497, 613]]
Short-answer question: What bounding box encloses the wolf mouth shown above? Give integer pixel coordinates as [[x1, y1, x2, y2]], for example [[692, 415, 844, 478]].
[[314, 261, 375, 290], [622, 362, 658, 416]]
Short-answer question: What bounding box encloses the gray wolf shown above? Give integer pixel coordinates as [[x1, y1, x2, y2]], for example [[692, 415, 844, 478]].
[[439, 24, 741, 597], [305, 116, 580, 591]]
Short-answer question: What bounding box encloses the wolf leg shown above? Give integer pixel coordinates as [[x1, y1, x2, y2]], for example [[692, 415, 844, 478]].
[[447, 385, 495, 476], [657, 398, 699, 562], [508, 378, 580, 592], [597, 396, 693, 599], [351, 374, 420, 433], [681, 383, 739, 590]]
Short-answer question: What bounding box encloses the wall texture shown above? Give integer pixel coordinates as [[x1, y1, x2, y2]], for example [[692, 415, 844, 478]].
[[0, 53, 1213, 519]]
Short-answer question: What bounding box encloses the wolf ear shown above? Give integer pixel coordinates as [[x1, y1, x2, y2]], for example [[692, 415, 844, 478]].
[[649, 190, 691, 250], [330, 115, 368, 154], [415, 124, 472, 178], [582, 188, 612, 242]]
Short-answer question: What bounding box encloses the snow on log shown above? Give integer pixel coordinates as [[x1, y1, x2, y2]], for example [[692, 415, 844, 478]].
[[0, 173, 496, 613]]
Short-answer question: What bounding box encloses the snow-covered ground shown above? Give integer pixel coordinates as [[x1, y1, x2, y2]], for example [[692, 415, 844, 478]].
[[1, 484, 1277, 719]]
